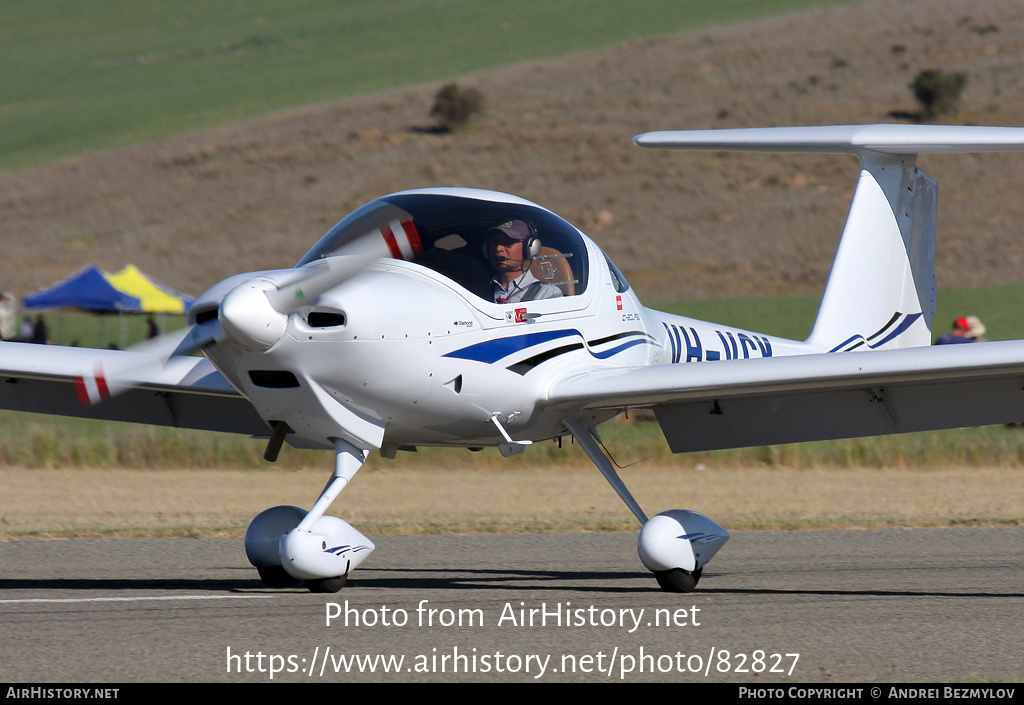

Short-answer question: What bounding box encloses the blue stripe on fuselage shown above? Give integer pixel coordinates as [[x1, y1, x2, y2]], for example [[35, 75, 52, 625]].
[[443, 329, 653, 364], [443, 330, 580, 363]]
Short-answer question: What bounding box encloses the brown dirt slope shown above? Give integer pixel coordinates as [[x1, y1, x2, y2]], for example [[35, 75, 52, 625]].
[[3, 0, 1024, 303]]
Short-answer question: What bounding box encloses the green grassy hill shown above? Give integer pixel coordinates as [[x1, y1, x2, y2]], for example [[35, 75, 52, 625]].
[[1, 0, 861, 171]]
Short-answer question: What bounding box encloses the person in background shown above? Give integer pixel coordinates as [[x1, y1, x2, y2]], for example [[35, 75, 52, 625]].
[[934, 317, 974, 345], [31, 314, 50, 345], [0, 293, 15, 341]]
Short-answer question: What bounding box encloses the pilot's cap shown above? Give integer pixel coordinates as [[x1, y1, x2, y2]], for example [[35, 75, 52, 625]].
[[486, 219, 533, 241]]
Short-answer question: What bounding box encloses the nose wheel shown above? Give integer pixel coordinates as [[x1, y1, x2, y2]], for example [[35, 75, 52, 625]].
[[245, 439, 375, 592], [654, 567, 702, 593], [305, 575, 349, 593], [257, 565, 301, 588]]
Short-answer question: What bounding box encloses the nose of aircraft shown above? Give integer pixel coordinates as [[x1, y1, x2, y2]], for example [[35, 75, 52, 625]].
[[219, 279, 289, 351]]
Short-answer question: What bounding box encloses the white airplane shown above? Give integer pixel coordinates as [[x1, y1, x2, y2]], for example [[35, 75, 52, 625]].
[[4, 124, 1024, 593]]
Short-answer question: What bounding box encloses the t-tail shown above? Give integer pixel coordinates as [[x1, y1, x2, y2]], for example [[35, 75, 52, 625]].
[[635, 124, 1024, 352]]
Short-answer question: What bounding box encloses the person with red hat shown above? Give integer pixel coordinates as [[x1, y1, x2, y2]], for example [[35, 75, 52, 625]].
[[934, 316, 975, 345]]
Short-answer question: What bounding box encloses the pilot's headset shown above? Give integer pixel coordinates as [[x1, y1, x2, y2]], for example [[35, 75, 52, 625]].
[[484, 218, 542, 264]]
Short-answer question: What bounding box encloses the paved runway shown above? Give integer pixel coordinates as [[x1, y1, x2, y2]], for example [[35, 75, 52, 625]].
[[1, 528, 1021, 682]]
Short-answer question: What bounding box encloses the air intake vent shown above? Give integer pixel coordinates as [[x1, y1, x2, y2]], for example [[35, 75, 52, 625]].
[[307, 311, 346, 328], [249, 370, 300, 388], [194, 307, 219, 325]]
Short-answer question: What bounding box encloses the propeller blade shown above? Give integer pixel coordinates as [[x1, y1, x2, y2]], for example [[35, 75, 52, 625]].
[[72, 325, 214, 406], [171, 318, 226, 357], [264, 255, 371, 315], [264, 213, 424, 315]]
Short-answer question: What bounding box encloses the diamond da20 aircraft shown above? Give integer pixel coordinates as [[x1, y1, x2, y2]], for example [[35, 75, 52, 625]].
[[4, 124, 1024, 593]]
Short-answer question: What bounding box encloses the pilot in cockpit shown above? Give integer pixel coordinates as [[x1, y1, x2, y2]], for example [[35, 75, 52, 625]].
[[485, 219, 563, 304]]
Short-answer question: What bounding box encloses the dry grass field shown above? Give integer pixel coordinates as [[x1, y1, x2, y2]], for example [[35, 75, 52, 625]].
[[2, 465, 1019, 539]]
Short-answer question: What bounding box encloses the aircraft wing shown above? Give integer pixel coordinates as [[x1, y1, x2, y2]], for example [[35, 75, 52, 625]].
[[0, 341, 269, 435], [545, 341, 1024, 453]]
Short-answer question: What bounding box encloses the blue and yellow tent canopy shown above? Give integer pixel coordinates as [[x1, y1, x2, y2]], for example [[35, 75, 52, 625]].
[[24, 265, 194, 314]]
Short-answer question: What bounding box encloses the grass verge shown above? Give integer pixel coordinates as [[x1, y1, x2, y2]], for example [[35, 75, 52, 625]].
[[2, 465, 1020, 539]]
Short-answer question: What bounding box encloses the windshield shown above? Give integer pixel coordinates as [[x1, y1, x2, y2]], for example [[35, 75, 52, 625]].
[[298, 192, 589, 302]]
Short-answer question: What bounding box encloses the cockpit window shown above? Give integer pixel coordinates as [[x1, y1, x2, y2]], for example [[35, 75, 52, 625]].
[[604, 253, 630, 293], [298, 192, 589, 302]]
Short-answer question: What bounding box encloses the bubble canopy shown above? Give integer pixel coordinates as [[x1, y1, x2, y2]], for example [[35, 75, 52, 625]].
[[297, 190, 590, 301]]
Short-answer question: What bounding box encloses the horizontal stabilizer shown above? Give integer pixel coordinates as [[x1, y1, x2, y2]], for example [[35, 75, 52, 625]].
[[634, 124, 1024, 155]]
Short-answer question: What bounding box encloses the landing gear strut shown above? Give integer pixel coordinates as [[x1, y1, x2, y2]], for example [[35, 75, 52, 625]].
[[245, 438, 375, 592], [564, 419, 729, 592]]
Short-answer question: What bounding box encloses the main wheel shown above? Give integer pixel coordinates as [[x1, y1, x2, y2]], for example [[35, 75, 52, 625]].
[[305, 574, 349, 593], [654, 567, 702, 593], [257, 565, 300, 588]]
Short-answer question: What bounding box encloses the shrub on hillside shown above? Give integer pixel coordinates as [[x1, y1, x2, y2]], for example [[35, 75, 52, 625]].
[[430, 83, 484, 133], [911, 69, 967, 120]]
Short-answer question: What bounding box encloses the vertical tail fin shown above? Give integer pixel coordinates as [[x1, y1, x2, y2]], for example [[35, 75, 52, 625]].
[[634, 124, 1024, 352], [805, 153, 936, 351]]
